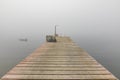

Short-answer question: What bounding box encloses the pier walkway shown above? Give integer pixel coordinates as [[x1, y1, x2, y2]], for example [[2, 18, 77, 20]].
[[0, 36, 118, 80]]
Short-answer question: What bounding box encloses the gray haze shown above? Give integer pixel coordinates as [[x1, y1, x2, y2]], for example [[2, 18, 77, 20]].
[[0, 0, 120, 79]]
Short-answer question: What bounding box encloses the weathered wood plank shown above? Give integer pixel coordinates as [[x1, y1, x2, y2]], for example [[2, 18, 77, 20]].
[[21, 59, 96, 62], [8, 71, 111, 75], [19, 62, 99, 65], [2, 75, 116, 80], [11, 67, 106, 71], [16, 64, 103, 68], [24, 58, 95, 60]]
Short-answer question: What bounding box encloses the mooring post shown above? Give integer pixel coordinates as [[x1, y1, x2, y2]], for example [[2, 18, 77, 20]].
[[55, 25, 57, 36], [55, 25, 59, 36]]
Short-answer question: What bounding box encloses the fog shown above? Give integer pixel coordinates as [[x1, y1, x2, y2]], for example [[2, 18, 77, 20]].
[[0, 0, 120, 79]]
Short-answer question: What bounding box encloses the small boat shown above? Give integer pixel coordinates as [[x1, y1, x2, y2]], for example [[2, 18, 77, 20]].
[[19, 38, 28, 42]]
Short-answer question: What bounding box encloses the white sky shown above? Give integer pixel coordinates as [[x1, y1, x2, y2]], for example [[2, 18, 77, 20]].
[[0, 0, 120, 37]]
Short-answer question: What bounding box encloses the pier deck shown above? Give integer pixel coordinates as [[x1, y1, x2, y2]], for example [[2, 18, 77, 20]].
[[0, 36, 118, 80]]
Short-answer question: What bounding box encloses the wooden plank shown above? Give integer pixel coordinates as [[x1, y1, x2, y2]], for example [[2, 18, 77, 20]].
[[24, 58, 95, 60], [19, 62, 99, 65], [21, 59, 96, 62], [16, 64, 103, 68], [2, 75, 116, 80], [25, 55, 91, 57], [8, 71, 111, 75], [11, 67, 106, 71], [17, 63, 99, 65]]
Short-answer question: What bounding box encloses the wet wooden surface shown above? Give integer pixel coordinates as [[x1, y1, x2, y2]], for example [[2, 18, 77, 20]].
[[0, 36, 118, 80]]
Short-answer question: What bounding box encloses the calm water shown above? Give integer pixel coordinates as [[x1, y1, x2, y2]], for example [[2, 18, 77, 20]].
[[0, 36, 119, 79]]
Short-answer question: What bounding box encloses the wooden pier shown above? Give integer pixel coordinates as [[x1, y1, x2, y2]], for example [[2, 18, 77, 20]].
[[0, 36, 118, 80]]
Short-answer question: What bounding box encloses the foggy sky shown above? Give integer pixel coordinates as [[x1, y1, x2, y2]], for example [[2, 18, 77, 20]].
[[0, 0, 120, 79]]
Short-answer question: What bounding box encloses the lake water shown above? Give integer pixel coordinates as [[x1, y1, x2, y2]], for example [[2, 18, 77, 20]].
[[0, 36, 119, 79]]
